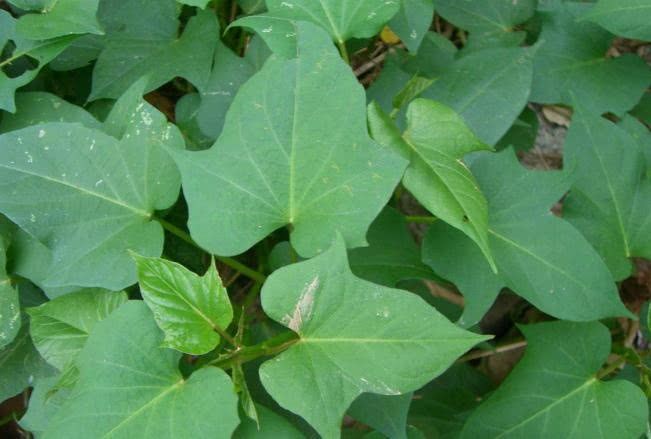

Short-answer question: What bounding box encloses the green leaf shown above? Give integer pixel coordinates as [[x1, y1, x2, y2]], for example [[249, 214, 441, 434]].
[[563, 109, 651, 280], [496, 107, 539, 151], [132, 255, 234, 355], [409, 364, 494, 438], [89, 9, 218, 100], [233, 404, 304, 438], [0, 321, 56, 402], [0, 10, 75, 113], [238, 0, 267, 15], [19, 376, 71, 436], [231, 15, 300, 59], [581, 0, 651, 41], [259, 0, 400, 43], [45, 301, 241, 438], [423, 148, 632, 327], [172, 22, 406, 258], [531, 2, 651, 115], [421, 46, 535, 145], [368, 99, 495, 271], [0, 92, 102, 133], [388, 0, 435, 53], [177, 0, 210, 7], [258, 236, 488, 438], [49, 0, 180, 71], [435, 0, 536, 51], [0, 235, 20, 349], [348, 207, 433, 287], [192, 36, 270, 139], [460, 321, 648, 438], [348, 392, 413, 439], [27, 288, 128, 370], [0, 79, 183, 290], [10, 0, 102, 40]]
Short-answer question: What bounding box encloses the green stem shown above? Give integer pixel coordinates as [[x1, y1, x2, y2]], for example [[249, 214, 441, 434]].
[[404, 215, 438, 224], [596, 355, 627, 379], [213, 323, 238, 348], [206, 330, 299, 370], [155, 217, 267, 284], [458, 339, 527, 363], [336, 40, 350, 65]]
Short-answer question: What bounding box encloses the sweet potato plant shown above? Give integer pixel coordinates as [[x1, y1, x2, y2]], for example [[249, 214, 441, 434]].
[[1, 0, 651, 437]]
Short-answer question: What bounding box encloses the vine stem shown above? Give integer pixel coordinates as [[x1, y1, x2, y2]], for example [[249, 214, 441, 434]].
[[404, 215, 438, 224], [336, 40, 350, 65], [205, 331, 299, 370], [155, 217, 267, 284], [458, 339, 527, 363]]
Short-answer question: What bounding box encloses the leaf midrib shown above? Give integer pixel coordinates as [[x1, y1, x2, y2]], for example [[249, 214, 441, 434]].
[[0, 163, 151, 218]]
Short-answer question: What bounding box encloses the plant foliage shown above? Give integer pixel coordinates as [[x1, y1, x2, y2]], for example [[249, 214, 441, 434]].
[[0, 0, 650, 437]]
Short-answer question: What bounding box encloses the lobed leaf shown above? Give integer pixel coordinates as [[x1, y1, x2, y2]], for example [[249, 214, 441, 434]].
[[563, 108, 651, 280], [0, 79, 184, 291], [259, 235, 487, 437], [461, 321, 648, 438], [423, 149, 632, 326], [173, 22, 406, 258]]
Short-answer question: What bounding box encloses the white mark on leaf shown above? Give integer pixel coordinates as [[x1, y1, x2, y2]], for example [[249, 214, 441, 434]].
[[285, 276, 319, 332]]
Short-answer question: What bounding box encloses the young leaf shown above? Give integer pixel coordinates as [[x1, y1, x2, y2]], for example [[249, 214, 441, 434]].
[[531, 2, 651, 115], [252, 0, 400, 44], [0, 235, 20, 349], [581, 0, 651, 41], [172, 22, 407, 258], [348, 392, 413, 439], [258, 235, 488, 438], [132, 255, 234, 355], [423, 149, 632, 327], [563, 109, 651, 280], [435, 0, 536, 51], [89, 9, 218, 100], [0, 80, 183, 290], [387, 0, 435, 53], [0, 10, 75, 113], [10, 0, 102, 40], [348, 207, 433, 287], [460, 321, 648, 438], [368, 99, 495, 271], [27, 288, 128, 370], [45, 301, 240, 438]]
